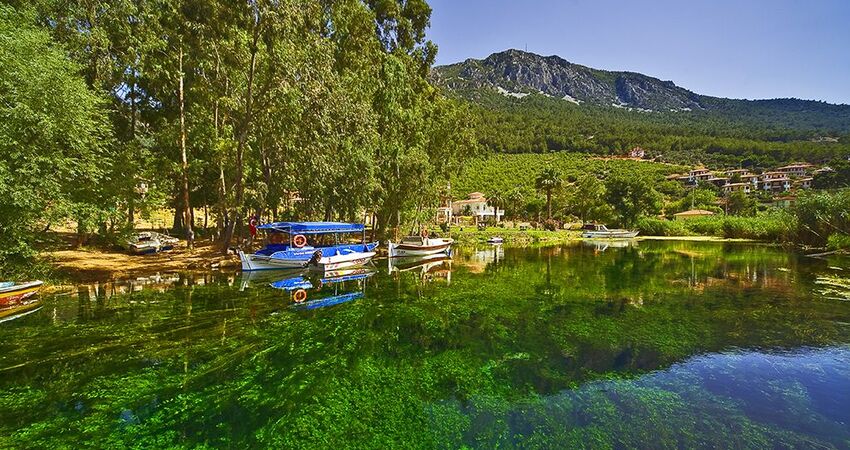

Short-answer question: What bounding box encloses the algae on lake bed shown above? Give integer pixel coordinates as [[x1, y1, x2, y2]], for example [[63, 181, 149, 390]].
[[1, 241, 849, 448]]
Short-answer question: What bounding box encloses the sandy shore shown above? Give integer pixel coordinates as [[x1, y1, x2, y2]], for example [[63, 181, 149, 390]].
[[45, 240, 239, 282]]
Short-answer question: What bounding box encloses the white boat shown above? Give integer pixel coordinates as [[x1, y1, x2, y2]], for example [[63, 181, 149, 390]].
[[387, 236, 453, 258], [487, 236, 504, 244], [238, 222, 377, 271], [127, 232, 179, 254], [581, 224, 639, 239]]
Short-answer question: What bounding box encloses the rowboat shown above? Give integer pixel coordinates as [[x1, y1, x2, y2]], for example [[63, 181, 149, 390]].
[[0, 280, 43, 306], [387, 236, 453, 258], [581, 224, 639, 239], [127, 232, 180, 254], [238, 222, 378, 271]]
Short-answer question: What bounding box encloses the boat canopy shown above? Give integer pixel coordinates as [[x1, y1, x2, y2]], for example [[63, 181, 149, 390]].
[[257, 221, 365, 234]]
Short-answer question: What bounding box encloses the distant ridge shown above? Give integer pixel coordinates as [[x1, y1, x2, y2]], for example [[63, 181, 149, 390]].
[[432, 49, 850, 130]]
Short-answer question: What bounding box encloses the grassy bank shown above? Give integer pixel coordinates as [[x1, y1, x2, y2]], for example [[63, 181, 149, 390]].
[[637, 214, 793, 242], [446, 227, 580, 244]]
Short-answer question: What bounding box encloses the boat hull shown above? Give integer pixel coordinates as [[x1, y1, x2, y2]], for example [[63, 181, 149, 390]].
[[388, 239, 453, 257], [0, 281, 43, 306], [239, 249, 376, 272], [581, 230, 639, 239], [308, 252, 376, 271]]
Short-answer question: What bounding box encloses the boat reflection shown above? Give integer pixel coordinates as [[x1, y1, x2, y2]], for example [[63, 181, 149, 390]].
[[582, 239, 638, 252], [388, 254, 452, 284], [0, 298, 42, 323], [267, 268, 374, 310]]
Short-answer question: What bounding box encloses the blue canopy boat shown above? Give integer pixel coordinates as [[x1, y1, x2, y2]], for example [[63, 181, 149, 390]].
[[237, 222, 379, 271]]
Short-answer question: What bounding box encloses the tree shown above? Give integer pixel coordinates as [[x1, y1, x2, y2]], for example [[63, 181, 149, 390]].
[[486, 192, 505, 222], [564, 175, 609, 223], [727, 191, 757, 216], [505, 188, 526, 220], [604, 173, 662, 227], [0, 6, 111, 262], [535, 168, 562, 220]]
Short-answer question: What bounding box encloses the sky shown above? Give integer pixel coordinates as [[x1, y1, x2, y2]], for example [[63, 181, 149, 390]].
[[426, 0, 850, 104]]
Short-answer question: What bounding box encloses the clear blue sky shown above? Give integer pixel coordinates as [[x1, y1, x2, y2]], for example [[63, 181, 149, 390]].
[[427, 0, 850, 104]]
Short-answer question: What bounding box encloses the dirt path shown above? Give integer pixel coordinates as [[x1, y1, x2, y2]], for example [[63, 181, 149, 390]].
[[46, 239, 239, 282]]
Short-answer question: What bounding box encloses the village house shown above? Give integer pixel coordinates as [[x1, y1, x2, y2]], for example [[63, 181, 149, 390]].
[[628, 147, 646, 159], [724, 168, 751, 178], [687, 168, 712, 184], [762, 177, 791, 193], [451, 192, 504, 223], [723, 182, 751, 194], [740, 173, 760, 187], [776, 163, 812, 178], [706, 176, 729, 188], [794, 177, 813, 190]]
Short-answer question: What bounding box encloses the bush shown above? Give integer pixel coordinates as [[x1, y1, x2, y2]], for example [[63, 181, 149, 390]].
[[637, 211, 794, 242], [827, 233, 850, 251]]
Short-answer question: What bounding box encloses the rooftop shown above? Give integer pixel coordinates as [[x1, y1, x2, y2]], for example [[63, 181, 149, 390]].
[[674, 209, 716, 216]]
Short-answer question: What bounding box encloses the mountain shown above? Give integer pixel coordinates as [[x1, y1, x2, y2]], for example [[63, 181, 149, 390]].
[[432, 49, 850, 131]]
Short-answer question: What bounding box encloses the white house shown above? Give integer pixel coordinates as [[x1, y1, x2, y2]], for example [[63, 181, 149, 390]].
[[451, 192, 504, 223]]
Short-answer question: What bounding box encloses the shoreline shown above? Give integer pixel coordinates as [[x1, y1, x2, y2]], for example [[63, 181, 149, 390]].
[[31, 232, 798, 286]]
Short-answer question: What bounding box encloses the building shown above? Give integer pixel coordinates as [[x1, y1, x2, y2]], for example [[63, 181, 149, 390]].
[[451, 192, 504, 223], [673, 209, 716, 221], [723, 182, 751, 194], [687, 168, 712, 184], [724, 168, 751, 178], [762, 177, 791, 193], [776, 163, 812, 177], [629, 147, 646, 159], [706, 176, 729, 188], [794, 177, 813, 190]]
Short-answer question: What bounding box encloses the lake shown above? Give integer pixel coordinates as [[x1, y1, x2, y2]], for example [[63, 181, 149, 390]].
[[1, 241, 849, 448]]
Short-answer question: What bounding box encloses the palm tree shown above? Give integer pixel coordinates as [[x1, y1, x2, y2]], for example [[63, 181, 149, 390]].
[[535, 168, 562, 220], [486, 192, 505, 223]]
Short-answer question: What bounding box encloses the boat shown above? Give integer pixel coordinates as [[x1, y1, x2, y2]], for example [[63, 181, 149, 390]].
[[487, 236, 504, 244], [581, 224, 639, 239], [237, 222, 378, 272], [0, 280, 43, 306], [387, 235, 453, 257], [127, 232, 180, 254], [0, 281, 43, 322]]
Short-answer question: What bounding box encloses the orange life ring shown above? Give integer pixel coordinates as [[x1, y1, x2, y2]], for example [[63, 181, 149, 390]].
[[292, 234, 307, 248], [293, 289, 307, 303]]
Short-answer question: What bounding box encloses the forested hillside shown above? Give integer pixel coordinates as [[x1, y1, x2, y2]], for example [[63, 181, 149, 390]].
[[434, 50, 850, 167]]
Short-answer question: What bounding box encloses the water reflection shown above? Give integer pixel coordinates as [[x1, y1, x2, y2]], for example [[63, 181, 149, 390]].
[[1, 241, 849, 448]]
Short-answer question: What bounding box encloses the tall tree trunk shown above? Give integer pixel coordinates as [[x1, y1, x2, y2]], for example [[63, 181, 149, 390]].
[[178, 41, 194, 249], [222, 21, 260, 253], [128, 72, 137, 227]]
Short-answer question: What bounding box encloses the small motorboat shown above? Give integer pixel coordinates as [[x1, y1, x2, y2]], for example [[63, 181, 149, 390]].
[[581, 224, 639, 239], [127, 232, 180, 254], [0, 280, 43, 306], [1, 281, 43, 321], [238, 222, 378, 271], [387, 235, 453, 258], [487, 236, 504, 244]]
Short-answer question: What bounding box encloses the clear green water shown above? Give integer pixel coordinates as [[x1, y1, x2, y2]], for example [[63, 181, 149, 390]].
[[2, 241, 850, 448]]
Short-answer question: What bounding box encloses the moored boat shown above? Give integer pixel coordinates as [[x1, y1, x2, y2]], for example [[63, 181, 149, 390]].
[[387, 235, 453, 258], [0, 280, 43, 306], [238, 222, 378, 271], [581, 224, 639, 239], [487, 236, 504, 244]]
